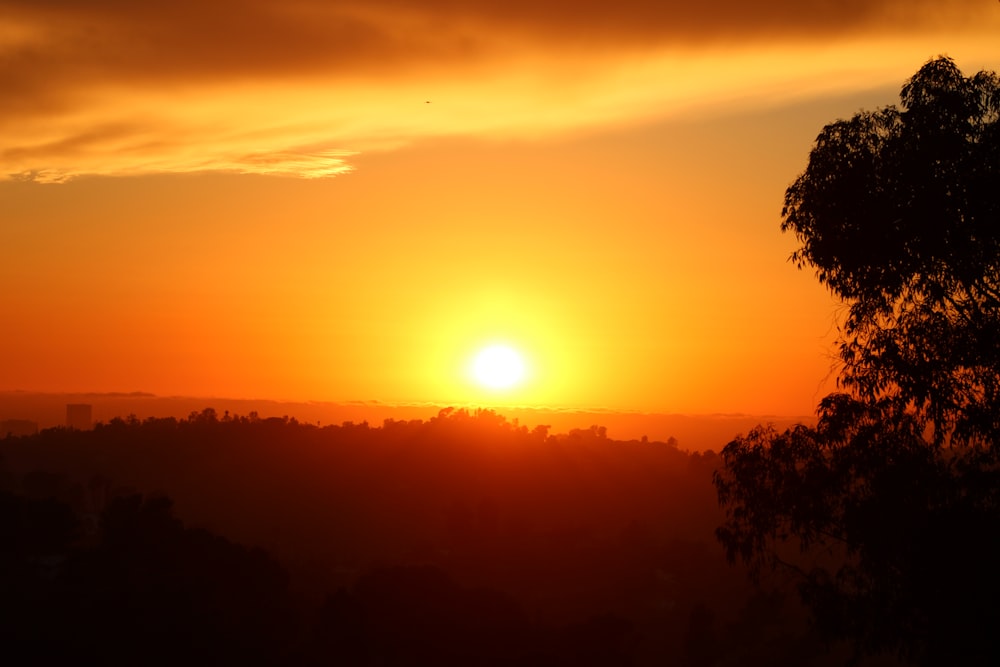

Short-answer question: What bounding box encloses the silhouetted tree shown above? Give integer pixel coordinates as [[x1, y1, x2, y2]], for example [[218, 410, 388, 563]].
[[782, 56, 1000, 441], [715, 57, 1000, 666], [59, 494, 295, 666], [0, 490, 78, 657]]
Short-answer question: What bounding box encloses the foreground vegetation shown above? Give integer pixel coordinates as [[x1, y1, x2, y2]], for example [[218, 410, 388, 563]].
[[717, 57, 1000, 666]]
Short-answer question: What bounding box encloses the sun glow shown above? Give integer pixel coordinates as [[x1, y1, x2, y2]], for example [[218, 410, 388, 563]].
[[471, 344, 526, 390]]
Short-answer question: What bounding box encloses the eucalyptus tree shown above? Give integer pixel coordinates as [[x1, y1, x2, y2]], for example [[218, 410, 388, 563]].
[[714, 57, 1000, 666]]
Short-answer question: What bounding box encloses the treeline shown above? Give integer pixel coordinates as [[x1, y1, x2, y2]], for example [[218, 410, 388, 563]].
[[0, 408, 872, 665]]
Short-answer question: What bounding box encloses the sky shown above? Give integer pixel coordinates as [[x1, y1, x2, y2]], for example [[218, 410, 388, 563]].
[[2, 1, 999, 416]]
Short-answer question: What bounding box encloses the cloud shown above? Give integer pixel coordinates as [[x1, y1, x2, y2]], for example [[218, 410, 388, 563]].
[[1, 0, 997, 181]]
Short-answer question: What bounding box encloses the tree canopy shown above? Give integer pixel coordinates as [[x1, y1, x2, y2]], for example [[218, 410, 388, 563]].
[[782, 56, 1000, 443], [715, 57, 1000, 666]]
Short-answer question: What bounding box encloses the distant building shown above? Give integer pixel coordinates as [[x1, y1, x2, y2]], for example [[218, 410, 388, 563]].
[[0, 419, 39, 437], [66, 403, 93, 430]]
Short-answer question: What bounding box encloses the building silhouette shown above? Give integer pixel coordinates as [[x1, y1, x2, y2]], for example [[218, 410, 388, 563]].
[[66, 403, 93, 430]]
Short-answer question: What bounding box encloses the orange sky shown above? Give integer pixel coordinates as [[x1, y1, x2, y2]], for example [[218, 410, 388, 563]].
[[2, 1, 999, 415]]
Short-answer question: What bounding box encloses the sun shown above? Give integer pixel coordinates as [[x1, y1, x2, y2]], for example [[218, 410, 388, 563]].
[[471, 344, 526, 390]]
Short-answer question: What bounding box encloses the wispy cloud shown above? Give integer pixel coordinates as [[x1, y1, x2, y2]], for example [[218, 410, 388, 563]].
[[2, 0, 996, 181]]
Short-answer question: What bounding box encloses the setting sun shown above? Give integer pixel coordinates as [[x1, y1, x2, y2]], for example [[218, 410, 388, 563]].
[[2, 2, 997, 417], [471, 344, 526, 390]]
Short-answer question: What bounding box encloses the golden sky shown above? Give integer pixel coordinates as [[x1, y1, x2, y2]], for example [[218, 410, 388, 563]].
[[2, 1, 998, 414]]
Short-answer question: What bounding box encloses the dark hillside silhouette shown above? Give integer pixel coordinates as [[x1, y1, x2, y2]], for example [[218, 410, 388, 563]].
[[0, 490, 295, 666], [716, 57, 1000, 666], [0, 407, 880, 665]]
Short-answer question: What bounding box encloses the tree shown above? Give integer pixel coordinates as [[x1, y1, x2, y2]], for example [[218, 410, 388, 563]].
[[714, 57, 1000, 666]]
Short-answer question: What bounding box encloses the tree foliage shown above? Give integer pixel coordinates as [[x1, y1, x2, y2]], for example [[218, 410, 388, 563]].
[[782, 56, 1000, 443], [715, 58, 1000, 665]]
